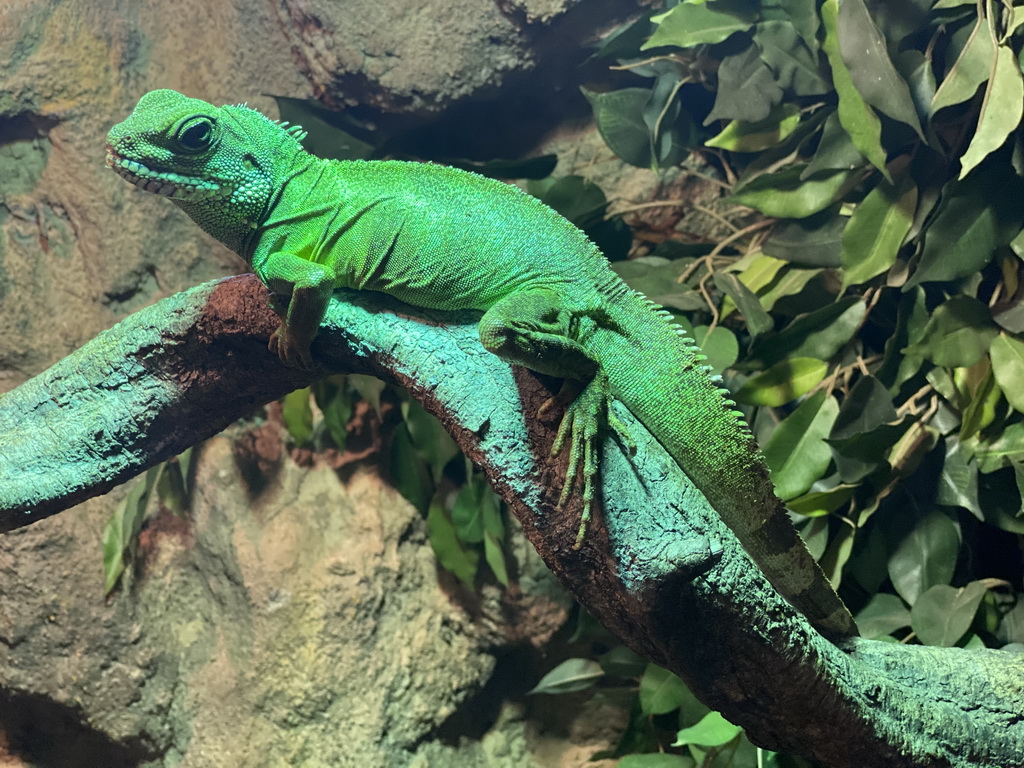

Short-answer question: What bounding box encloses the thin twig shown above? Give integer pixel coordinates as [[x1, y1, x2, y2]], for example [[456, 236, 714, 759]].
[[897, 383, 936, 418], [698, 269, 721, 331], [610, 55, 684, 71], [612, 199, 690, 215], [693, 202, 742, 234], [707, 218, 775, 260], [681, 169, 732, 191]]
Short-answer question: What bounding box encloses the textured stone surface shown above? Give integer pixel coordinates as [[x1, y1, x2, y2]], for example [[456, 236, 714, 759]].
[[0, 0, 646, 762], [0, 0, 309, 387], [278, 0, 633, 112], [0, 433, 599, 767]]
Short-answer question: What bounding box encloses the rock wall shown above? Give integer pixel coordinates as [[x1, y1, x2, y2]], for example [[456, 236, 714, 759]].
[[0, 0, 646, 764]]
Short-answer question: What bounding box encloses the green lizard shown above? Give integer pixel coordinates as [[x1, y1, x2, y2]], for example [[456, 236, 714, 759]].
[[105, 89, 857, 640]]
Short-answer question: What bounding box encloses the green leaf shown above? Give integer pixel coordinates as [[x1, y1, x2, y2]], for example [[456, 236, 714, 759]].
[[720, 253, 787, 321], [673, 711, 743, 748], [878, 287, 929, 391], [389, 423, 434, 514], [729, 165, 853, 219], [618, 755, 694, 768], [848, 523, 888, 595], [959, 364, 1001, 441], [820, 522, 856, 590], [855, 592, 911, 639], [528, 658, 603, 695], [828, 380, 911, 477], [639, 664, 688, 715], [451, 480, 486, 544], [837, 0, 923, 137], [705, 103, 801, 152], [606, 696, 661, 759], [402, 400, 460, 484], [975, 422, 1024, 472], [734, 358, 827, 406], [996, 600, 1024, 644], [103, 466, 160, 594], [828, 416, 914, 483], [614, 257, 707, 312], [800, 515, 829, 559], [427, 498, 478, 587], [762, 207, 846, 268], [589, 13, 655, 62], [788, 483, 855, 518], [349, 374, 386, 417], [177, 447, 194, 494], [936, 437, 981, 516], [990, 333, 1024, 412], [644, 1, 756, 49], [773, 0, 819, 52], [896, 49, 938, 128], [746, 297, 866, 368], [757, 267, 822, 312], [913, 156, 1024, 286], [598, 645, 648, 678], [753, 21, 829, 96], [903, 296, 997, 368], [841, 175, 918, 287], [582, 88, 658, 168], [959, 45, 1024, 178], [831, 375, 898, 440], [693, 325, 739, 374], [931, 13, 996, 114], [887, 509, 960, 604], [714, 271, 774, 338], [484, 531, 509, 587], [820, 0, 888, 177], [444, 154, 557, 180], [911, 581, 988, 646], [281, 387, 314, 445], [705, 44, 784, 125], [312, 376, 353, 450], [156, 455, 189, 516], [527, 174, 609, 231], [804, 112, 865, 177], [763, 391, 840, 500]]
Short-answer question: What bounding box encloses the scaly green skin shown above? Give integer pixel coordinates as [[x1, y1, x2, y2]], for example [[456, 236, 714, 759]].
[[106, 89, 857, 640]]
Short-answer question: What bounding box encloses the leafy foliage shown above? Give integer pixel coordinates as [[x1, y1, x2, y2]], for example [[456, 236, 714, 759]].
[[587, 0, 1024, 644], [278, 376, 514, 588], [570, 0, 1024, 760], [103, 449, 192, 593]]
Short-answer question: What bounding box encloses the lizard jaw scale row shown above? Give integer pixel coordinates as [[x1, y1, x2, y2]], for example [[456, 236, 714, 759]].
[[104, 149, 228, 202]]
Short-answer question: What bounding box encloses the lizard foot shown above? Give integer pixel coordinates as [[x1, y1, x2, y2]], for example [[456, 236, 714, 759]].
[[549, 373, 634, 549], [269, 324, 314, 370]]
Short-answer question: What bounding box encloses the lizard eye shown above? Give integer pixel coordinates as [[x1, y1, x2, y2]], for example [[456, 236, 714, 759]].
[[177, 117, 214, 151]]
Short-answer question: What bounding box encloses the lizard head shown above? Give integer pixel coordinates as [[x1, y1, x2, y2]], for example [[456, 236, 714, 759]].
[[105, 89, 307, 253]]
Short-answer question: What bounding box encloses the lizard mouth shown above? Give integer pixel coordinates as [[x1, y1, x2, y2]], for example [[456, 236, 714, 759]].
[[105, 147, 228, 201]]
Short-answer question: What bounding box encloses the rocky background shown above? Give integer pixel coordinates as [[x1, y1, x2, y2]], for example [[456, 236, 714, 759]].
[[0, 0, 667, 765]]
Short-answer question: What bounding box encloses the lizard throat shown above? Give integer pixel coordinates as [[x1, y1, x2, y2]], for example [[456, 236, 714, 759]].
[[105, 148, 231, 202]]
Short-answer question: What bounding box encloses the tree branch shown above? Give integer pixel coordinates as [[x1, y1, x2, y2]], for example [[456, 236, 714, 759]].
[[1, 273, 1021, 767]]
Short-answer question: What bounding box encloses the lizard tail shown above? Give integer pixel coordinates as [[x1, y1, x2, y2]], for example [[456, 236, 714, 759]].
[[596, 286, 858, 640]]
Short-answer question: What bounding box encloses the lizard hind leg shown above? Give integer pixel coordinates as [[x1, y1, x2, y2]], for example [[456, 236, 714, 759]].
[[548, 371, 635, 548], [478, 288, 633, 548]]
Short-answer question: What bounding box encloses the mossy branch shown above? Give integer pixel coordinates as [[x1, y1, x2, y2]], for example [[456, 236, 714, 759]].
[[0, 273, 1021, 767]]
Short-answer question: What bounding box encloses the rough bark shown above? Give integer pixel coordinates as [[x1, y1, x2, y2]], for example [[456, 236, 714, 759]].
[[2, 273, 1021, 767]]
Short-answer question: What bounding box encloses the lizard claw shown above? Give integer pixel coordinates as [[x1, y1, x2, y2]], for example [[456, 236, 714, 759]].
[[269, 325, 314, 370], [549, 372, 627, 549]]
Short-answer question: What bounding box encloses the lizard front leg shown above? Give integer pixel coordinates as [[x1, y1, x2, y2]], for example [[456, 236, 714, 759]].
[[256, 251, 334, 369], [478, 288, 633, 546]]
